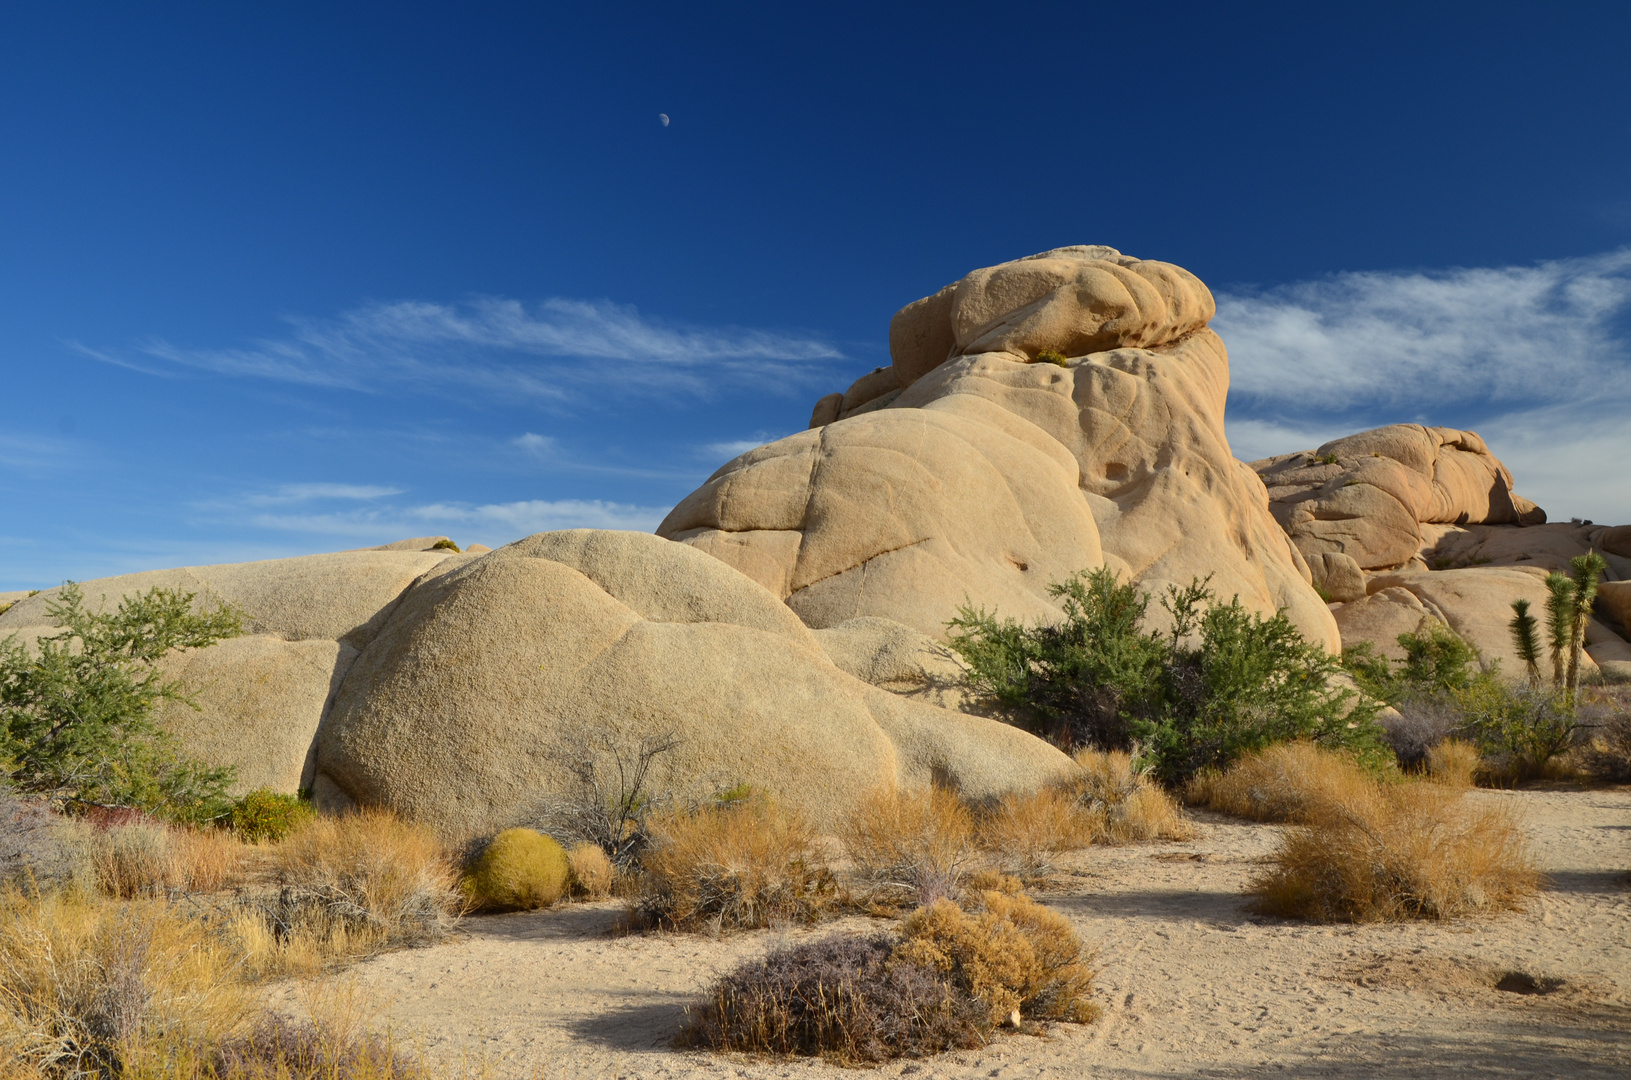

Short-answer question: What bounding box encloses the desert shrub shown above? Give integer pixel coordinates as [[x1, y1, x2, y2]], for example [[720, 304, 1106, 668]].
[[895, 884, 1097, 1027], [429, 538, 460, 552], [637, 793, 834, 931], [0, 793, 91, 894], [1577, 684, 1631, 781], [1396, 619, 1480, 693], [210, 1004, 424, 1080], [679, 934, 987, 1063], [0, 583, 244, 824], [87, 819, 175, 898], [1184, 741, 1378, 824], [1378, 692, 1463, 770], [1426, 740, 1480, 789], [231, 788, 315, 843], [248, 809, 461, 969], [0, 890, 251, 1078], [535, 731, 680, 871], [975, 787, 1091, 878], [1454, 679, 1576, 784], [567, 841, 614, 899], [1249, 781, 1538, 922], [840, 785, 975, 907], [1063, 749, 1194, 843], [950, 569, 1383, 785], [1033, 349, 1069, 367], [461, 828, 570, 912]]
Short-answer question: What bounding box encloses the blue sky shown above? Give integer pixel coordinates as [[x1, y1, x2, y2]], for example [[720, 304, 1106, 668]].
[[3, 3, 1630, 589]]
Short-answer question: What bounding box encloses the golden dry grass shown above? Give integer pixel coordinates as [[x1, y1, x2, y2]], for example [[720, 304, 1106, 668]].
[[1064, 750, 1194, 844], [1249, 777, 1539, 922], [1184, 741, 1376, 824], [895, 879, 1098, 1027], [567, 842, 614, 899], [1426, 739, 1480, 790], [639, 794, 834, 931], [840, 786, 976, 906], [975, 787, 1092, 878]]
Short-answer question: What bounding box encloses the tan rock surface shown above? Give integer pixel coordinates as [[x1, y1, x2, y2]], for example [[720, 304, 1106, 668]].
[[813, 616, 974, 711], [661, 247, 1336, 653], [1307, 551, 1367, 603], [1417, 521, 1631, 579], [316, 531, 1074, 837], [1596, 581, 1631, 634], [1253, 425, 1545, 571]]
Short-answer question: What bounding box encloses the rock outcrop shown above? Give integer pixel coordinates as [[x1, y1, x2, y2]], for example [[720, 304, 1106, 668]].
[[660, 246, 1337, 652], [315, 531, 1074, 837], [1252, 425, 1546, 573]]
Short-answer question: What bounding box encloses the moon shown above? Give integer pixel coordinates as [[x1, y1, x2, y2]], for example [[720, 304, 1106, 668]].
[[658, 113, 670, 127]]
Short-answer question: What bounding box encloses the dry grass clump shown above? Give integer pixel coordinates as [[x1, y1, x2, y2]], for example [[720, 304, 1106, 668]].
[[1, 796, 92, 894], [1064, 750, 1194, 843], [637, 793, 835, 931], [896, 879, 1098, 1027], [1250, 781, 1539, 922], [679, 934, 987, 1063], [567, 842, 614, 899], [237, 809, 462, 976], [975, 787, 1091, 878], [1426, 739, 1480, 790], [0, 889, 251, 1078], [1185, 741, 1375, 823], [840, 786, 975, 906]]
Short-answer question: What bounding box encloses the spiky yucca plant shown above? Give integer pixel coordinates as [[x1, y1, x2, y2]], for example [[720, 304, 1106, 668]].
[[1564, 551, 1609, 703], [1508, 598, 1542, 688], [1544, 572, 1574, 690]]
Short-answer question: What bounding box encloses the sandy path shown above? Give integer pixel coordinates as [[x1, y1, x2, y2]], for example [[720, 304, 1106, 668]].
[[310, 789, 1631, 1078]]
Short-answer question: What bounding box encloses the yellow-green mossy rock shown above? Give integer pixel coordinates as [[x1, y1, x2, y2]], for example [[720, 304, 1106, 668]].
[[463, 828, 570, 911]]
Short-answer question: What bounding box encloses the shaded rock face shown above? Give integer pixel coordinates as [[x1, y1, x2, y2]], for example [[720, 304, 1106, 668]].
[[1252, 424, 1546, 572], [660, 246, 1336, 652]]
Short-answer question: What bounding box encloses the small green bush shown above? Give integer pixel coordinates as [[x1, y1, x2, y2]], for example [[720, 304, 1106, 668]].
[[461, 828, 570, 911], [230, 788, 314, 843], [430, 538, 460, 552], [1317, 453, 1339, 465], [949, 568, 1384, 785], [1033, 349, 1068, 367]]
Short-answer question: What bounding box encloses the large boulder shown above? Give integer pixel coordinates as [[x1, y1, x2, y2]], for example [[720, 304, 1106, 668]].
[[1252, 425, 1546, 572], [660, 246, 1336, 653], [0, 548, 460, 796], [314, 531, 1075, 838]]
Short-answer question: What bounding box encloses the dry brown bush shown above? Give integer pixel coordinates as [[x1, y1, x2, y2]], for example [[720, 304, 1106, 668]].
[[567, 842, 615, 899], [1184, 741, 1375, 823], [1065, 750, 1194, 843], [840, 786, 975, 906], [679, 933, 987, 1063], [1249, 782, 1539, 922], [1426, 740, 1480, 790], [975, 787, 1091, 878], [637, 794, 835, 931], [87, 820, 176, 898], [0, 890, 251, 1078], [895, 881, 1098, 1027], [1577, 684, 1631, 781]]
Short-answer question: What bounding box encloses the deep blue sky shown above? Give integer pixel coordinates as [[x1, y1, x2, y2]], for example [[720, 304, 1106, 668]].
[[4, 3, 1631, 588]]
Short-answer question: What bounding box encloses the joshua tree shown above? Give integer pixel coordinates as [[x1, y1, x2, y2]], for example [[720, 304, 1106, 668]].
[[1564, 550, 1609, 703], [1508, 597, 1542, 688], [1544, 572, 1574, 690]]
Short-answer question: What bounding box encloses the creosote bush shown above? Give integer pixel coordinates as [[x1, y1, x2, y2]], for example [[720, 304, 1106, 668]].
[[950, 568, 1384, 785], [637, 792, 834, 931], [840, 785, 975, 907], [461, 828, 570, 912], [1033, 348, 1069, 367], [230, 788, 315, 843]]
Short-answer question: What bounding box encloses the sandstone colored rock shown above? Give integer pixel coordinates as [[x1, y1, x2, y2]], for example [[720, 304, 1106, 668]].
[[1307, 552, 1366, 603], [1596, 581, 1631, 635], [0, 550, 456, 794], [1416, 521, 1631, 579], [813, 616, 975, 712], [1601, 525, 1631, 560], [1253, 425, 1545, 571], [662, 247, 1336, 653], [315, 531, 1075, 838]]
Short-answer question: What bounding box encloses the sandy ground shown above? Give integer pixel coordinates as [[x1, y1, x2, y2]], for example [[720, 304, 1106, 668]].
[[300, 789, 1631, 1078]]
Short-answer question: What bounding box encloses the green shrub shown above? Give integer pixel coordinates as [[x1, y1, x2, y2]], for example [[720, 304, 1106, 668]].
[[1453, 679, 1576, 784], [1033, 349, 1068, 367], [1396, 619, 1480, 693], [230, 788, 315, 843], [949, 568, 1383, 785], [429, 538, 460, 552], [461, 828, 570, 911], [0, 583, 244, 823]]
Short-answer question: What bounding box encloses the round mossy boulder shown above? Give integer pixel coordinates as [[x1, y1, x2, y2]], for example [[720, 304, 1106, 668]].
[[461, 828, 571, 911]]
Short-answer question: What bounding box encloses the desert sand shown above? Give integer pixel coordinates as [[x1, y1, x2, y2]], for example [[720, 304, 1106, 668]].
[[291, 787, 1630, 1079]]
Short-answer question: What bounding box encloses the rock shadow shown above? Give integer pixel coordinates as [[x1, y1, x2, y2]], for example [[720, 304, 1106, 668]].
[[564, 996, 697, 1052]]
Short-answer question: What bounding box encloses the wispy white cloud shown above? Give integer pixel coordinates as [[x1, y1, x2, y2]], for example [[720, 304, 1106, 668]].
[[1215, 249, 1631, 523], [512, 432, 558, 455], [701, 435, 782, 460], [0, 432, 78, 471], [240, 482, 406, 506], [85, 297, 845, 400], [248, 497, 666, 542]]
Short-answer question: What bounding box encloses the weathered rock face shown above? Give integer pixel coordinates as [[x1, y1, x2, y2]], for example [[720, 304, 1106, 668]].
[[316, 531, 1074, 837], [1252, 425, 1546, 572], [0, 550, 457, 796], [660, 246, 1337, 652]]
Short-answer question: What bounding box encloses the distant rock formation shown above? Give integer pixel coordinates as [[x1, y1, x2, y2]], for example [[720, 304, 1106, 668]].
[[660, 245, 1337, 651]]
